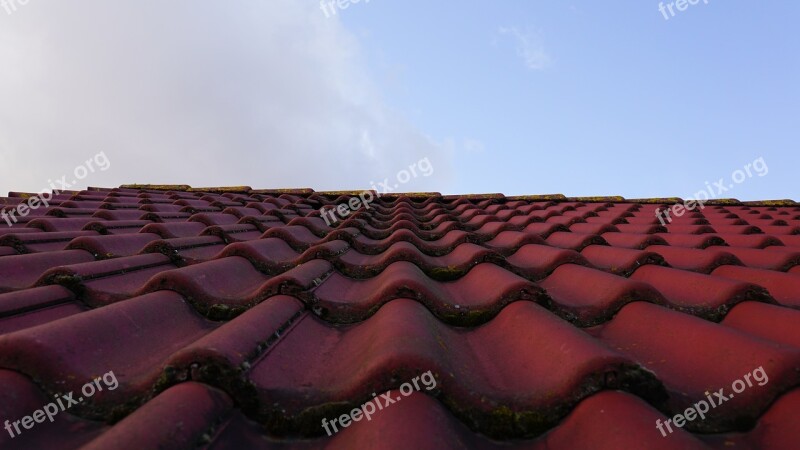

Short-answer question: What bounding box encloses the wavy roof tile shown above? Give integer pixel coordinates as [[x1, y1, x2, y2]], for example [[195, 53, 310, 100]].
[[0, 186, 799, 449]]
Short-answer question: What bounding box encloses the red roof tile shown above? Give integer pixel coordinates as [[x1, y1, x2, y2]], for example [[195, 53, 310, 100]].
[[0, 187, 799, 448]]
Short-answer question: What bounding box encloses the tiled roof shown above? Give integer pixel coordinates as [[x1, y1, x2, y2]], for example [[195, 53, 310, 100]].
[[1, 186, 799, 449]]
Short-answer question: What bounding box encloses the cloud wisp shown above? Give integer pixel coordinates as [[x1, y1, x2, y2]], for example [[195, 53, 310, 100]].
[[498, 26, 552, 71]]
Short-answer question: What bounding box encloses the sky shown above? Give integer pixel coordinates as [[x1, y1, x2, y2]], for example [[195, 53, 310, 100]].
[[0, 1, 797, 200]]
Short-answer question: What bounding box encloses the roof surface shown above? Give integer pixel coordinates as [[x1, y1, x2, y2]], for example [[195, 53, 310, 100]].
[[0, 186, 799, 449]]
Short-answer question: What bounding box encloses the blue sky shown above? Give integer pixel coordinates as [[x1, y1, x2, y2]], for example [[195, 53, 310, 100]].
[[340, 1, 799, 199], [0, 1, 797, 200]]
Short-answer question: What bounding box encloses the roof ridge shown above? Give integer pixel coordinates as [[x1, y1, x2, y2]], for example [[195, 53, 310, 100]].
[[111, 185, 797, 206]]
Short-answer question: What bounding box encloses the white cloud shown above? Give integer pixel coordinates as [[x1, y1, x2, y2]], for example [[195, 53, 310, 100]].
[[499, 26, 552, 71], [0, 1, 454, 194]]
